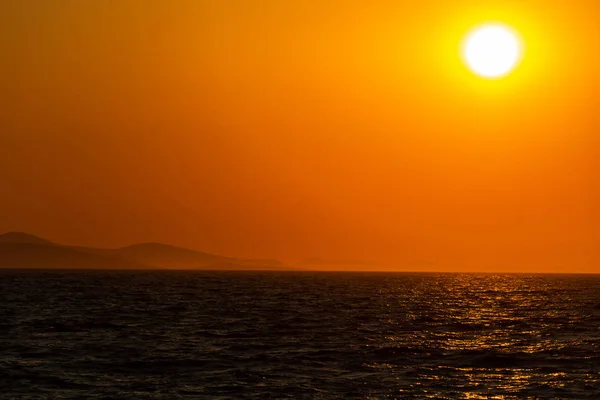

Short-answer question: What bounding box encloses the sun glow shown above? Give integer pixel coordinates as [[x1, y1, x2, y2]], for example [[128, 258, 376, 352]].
[[462, 23, 523, 79]]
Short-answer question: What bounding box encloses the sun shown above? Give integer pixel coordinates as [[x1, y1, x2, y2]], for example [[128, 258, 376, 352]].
[[462, 23, 523, 79]]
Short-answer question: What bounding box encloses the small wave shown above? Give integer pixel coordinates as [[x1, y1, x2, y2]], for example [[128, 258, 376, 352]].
[[443, 322, 489, 332], [369, 346, 436, 360], [451, 350, 593, 369], [27, 319, 126, 333]]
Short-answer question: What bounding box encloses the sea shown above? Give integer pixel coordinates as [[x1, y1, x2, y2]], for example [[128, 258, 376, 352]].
[[0, 270, 598, 399]]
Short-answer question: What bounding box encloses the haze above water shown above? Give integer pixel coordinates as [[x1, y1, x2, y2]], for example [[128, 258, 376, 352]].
[[2, 232, 600, 274]]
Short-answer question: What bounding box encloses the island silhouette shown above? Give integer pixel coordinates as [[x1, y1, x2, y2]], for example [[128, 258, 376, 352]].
[[0, 232, 289, 270]]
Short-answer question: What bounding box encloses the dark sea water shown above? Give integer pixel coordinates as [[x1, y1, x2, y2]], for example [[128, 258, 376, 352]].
[[0, 271, 599, 399]]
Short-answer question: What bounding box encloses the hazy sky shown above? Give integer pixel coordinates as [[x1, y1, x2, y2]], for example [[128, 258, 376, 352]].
[[1, 1, 599, 272]]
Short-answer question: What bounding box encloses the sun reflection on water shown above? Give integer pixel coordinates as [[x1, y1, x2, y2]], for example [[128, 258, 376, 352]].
[[361, 273, 599, 398]]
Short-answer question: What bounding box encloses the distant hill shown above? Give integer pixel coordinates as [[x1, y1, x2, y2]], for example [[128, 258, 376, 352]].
[[0, 243, 151, 270], [0, 232, 55, 246], [112, 242, 232, 268], [109, 243, 287, 270], [0, 232, 289, 271]]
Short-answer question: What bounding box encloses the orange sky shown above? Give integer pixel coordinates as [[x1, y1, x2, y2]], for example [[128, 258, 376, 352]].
[[1, 0, 599, 272]]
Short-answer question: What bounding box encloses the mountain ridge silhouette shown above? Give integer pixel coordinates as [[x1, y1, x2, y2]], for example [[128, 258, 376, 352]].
[[0, 232, 55, 245], [0, 232, 289, 270]]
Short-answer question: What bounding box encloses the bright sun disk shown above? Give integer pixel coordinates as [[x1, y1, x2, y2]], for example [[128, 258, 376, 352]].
[[462, 23, 523, 79]]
